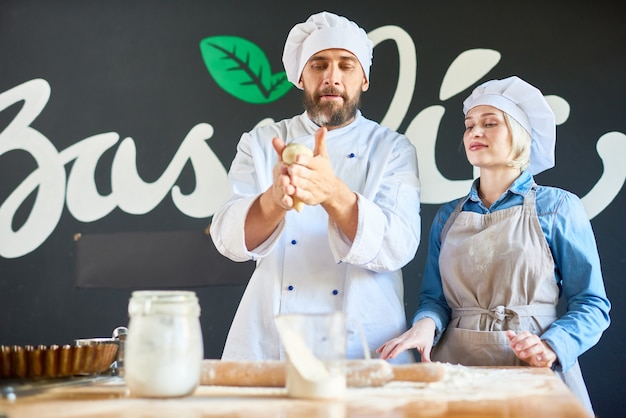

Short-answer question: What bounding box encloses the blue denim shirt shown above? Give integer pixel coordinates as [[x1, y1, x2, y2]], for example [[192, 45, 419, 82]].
[[413, 171, 611, 371]]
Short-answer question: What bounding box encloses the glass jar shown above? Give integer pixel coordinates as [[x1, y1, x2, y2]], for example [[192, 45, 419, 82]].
[[124, 290, 203, 397]]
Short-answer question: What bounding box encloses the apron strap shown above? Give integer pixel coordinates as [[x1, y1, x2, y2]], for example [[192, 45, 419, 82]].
[[441, 195, 468, 243]]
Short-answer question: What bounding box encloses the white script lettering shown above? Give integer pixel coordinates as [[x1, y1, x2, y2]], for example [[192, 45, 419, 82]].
[[1, 26, 624, 258], [0, 79, 229, 258]]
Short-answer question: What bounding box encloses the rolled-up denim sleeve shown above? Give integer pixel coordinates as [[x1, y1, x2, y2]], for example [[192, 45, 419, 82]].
[[412, 203, 455, 344], [541, 191, 611, 371]]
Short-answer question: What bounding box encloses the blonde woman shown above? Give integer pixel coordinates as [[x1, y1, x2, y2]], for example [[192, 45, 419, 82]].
[[377, 76, 610, 416]]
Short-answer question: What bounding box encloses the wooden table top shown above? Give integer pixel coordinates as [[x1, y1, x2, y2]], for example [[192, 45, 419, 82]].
[[0, 365, 590, 418]]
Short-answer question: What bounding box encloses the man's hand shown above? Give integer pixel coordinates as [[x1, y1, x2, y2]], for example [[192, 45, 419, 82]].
[[284, 127, 338, 207], [269, 136, 299, 211], [282, 143, 314, 212], [243, 136, 294, 250], [265, 127, 358, 240]]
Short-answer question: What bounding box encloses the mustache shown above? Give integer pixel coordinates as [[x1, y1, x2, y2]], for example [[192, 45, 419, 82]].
[[318, 87, 345, 98]]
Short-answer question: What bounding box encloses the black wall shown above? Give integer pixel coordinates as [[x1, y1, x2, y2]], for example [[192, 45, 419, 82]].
[[1, 1, 624, 416]]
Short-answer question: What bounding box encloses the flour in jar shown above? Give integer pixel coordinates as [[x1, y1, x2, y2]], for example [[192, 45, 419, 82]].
[[125, 291, 204, 398]]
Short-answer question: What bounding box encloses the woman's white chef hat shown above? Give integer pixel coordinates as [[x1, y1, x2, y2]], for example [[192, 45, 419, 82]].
[[282, 11, 373, 89], [463, 76, 556, 175]]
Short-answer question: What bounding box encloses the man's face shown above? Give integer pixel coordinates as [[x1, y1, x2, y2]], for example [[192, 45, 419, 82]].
[[299, 49, 369, 129]]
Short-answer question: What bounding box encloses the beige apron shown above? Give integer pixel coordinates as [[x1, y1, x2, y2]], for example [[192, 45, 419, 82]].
[[432, 187, 593, 415]]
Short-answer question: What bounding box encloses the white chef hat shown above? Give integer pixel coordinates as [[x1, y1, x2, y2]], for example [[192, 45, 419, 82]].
[[463, 76, 556, 175], [282, 11, 373, 89]]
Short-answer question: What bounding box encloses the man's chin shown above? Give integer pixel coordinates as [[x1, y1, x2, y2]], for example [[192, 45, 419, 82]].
[[307, 102, 357, 127]]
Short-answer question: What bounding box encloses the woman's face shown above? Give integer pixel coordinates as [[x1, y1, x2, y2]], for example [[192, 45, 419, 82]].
[[463, 105, 514, 171]]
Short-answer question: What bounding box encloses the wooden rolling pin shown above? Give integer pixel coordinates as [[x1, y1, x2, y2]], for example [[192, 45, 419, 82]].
[[200, 359, 445, 388]]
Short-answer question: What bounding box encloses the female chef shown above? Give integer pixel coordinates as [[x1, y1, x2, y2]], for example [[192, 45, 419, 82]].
[[377, 76, 610, 416]]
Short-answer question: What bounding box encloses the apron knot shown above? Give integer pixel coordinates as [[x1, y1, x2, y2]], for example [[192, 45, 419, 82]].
[[489, 305, 513, 322]]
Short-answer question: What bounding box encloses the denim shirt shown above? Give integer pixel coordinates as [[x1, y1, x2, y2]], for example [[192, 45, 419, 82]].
[[413, 171, 611, 371]]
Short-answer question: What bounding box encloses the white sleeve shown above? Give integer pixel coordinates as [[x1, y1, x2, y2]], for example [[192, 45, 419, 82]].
[[328, 137, 421, 272], [209, 132, 285, 261]]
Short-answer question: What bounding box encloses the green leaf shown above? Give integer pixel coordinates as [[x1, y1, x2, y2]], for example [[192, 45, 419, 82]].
[[199, 35, 292, 104]]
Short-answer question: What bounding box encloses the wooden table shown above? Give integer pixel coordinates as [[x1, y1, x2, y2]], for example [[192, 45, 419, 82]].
[[0, 365, 590, 418]]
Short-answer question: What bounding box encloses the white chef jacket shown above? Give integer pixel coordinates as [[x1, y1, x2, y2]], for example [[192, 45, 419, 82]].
[[210, 110, 421, 364]]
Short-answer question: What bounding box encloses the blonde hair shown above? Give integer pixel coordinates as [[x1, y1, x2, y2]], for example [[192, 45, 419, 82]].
[[504, 112, 531, 171]]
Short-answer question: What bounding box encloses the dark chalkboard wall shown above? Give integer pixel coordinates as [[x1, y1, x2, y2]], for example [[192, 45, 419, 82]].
[[1, 1, 624, 415]]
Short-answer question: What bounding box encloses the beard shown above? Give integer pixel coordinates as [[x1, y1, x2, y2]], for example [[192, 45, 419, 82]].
[[303, 87, 361, 128]]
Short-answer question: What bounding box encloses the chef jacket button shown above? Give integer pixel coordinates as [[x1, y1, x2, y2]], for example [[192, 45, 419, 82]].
[[291, 239, 297, 245], [332, 289, 339, 295], [288, 285, 294, 291], [348, 152, 355, 158]]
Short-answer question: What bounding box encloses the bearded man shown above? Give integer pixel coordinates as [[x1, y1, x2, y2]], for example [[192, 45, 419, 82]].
[[210, 11, 421, 363]]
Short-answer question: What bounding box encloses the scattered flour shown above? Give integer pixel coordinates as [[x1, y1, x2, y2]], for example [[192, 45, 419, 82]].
[[346, 363, 555, 405]]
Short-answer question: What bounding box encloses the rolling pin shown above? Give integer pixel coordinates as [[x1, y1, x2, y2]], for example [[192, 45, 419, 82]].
[[200, 359, 445, 388]]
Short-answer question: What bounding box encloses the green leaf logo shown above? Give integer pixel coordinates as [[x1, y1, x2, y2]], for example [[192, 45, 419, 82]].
[[199, 36, 292, 104]]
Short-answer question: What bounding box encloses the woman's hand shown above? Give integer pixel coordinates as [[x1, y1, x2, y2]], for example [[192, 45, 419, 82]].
[[506, 330, 557, 368], [376, 318, 437, 361]]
